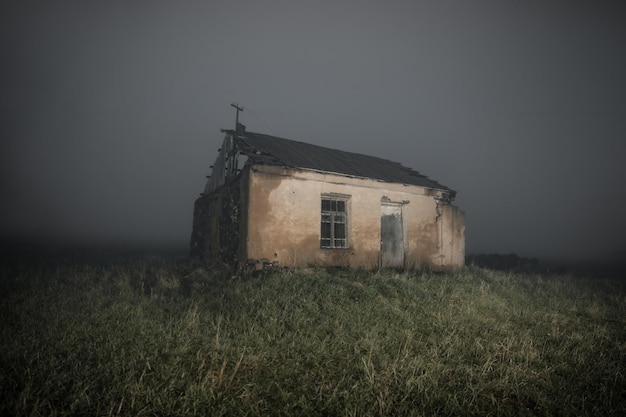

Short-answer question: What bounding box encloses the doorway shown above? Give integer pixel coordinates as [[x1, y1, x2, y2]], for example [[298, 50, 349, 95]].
[[380, 204, 404, 268]]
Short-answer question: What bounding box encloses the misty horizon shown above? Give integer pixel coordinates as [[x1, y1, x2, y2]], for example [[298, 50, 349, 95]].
[[2, 1, 625, 265]]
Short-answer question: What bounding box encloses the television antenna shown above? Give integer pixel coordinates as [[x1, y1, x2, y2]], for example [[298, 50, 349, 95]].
[[231, 103, 244, 132]]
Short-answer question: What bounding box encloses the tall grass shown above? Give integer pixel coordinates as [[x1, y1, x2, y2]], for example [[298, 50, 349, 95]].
[[1, 260, 625, 416]]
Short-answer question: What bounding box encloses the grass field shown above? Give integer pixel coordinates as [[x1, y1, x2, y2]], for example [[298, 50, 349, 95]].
[[1, 258, 625, 416]]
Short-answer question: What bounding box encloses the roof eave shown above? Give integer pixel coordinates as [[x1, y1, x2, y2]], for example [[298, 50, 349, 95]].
[[247, 161, 454, 193]]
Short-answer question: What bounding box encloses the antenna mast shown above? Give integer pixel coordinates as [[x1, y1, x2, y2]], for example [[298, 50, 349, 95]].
[[231, 103, 244, 134]]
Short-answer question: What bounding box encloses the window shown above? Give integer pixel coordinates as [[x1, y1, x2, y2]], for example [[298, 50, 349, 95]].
[[320, 196, 348, 248]]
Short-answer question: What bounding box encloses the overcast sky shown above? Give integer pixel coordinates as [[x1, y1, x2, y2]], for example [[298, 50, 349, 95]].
[[2, 0, 625, 262]]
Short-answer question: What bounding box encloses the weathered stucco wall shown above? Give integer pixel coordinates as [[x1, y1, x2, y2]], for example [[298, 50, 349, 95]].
[[244, 164, 464, 270]]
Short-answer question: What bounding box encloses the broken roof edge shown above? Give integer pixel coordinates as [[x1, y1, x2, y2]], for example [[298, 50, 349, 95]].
[[219, 128, 457, 197]]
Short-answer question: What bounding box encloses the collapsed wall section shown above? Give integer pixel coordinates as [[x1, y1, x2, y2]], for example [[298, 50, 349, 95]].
[[190, 173, 245, 264]]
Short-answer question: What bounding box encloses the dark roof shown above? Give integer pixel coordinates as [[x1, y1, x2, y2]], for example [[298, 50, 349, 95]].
[[232, 130, 455, 194]]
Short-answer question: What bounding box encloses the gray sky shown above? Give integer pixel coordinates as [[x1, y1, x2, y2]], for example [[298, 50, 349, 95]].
[[2, 0, 625, 261]]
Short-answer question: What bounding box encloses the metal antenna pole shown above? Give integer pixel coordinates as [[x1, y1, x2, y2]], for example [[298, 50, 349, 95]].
[[231, 103, 244, 132]]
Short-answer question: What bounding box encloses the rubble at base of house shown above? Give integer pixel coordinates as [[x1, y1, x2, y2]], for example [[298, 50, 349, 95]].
[[246, 258, 280, 271]]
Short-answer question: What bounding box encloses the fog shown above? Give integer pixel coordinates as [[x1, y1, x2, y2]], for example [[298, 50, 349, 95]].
[[2, 1, 625, 263]]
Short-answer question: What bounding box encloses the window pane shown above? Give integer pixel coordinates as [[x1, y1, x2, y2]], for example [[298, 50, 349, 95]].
[[334, 239, 346, 248], [330, 200, 337, 211], [334, 223, 345, 238], [336, 200, 345, 212], [322, 200, 330, 211], [321, 214, 331, 223], [321, 222, 331, 238], [334, 213, 345, 223], [320, 238, 331, 247]]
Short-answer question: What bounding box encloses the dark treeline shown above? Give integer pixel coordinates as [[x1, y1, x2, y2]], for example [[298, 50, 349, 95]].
[[467, 252, 625, 280], [0, 237, 187, 270], [466, 253, 541, 272]]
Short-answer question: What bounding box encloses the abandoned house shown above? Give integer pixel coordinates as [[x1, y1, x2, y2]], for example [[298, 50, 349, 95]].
[[190, 123, 465, 270]]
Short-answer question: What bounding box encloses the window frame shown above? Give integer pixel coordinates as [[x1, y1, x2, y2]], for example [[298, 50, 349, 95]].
[[320, 194, 350, 249]]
